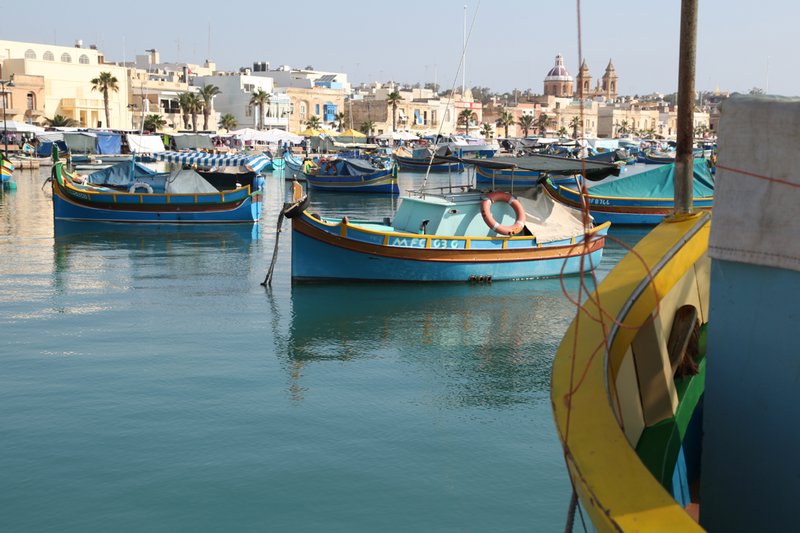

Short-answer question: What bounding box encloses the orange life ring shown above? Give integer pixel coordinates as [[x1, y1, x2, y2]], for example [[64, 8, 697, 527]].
[[480, 191, 526, 235]]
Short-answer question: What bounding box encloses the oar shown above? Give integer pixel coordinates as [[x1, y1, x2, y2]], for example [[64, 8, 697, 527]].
[[261, 205, 287, 287]]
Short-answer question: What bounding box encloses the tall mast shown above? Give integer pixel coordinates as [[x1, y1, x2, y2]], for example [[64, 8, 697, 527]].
[[674, 0, 698, 215], [462, 4, 467, 96]]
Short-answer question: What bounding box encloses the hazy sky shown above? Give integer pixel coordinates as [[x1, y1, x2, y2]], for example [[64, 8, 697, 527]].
[[2, 0, 795, 96]]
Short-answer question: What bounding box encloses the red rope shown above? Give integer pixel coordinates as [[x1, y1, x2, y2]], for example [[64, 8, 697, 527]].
[[715, 164, 800, 189]]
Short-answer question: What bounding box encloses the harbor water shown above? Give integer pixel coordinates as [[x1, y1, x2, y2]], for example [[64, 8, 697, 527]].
[[0, 166, 647, 532]]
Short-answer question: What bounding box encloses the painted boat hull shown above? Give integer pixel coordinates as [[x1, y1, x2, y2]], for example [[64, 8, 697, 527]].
[[543, 179, 713, 225], [304, 168, 399, 194], [395, 156, 464, 172], [475, 166, 541, 187], [291, 212, 609, 282], [51, 162, 262, 223]]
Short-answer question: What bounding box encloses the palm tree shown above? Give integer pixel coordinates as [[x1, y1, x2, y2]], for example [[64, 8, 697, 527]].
[[496, 110, 515, 138], [178, 92, 193, 130], [617, 119, 630, 136], [557, 126, 569, 138], [143, 114, 167, 133], [459, 109, 475, 137], [90, 72, 119, 129], [386, 91, 403, 132], [306, 115, 321, 129], [219, 113, 237, 132], [643, 128, 657, 139], [536, 113, 552, 135], [569, 116, 582, 139], [360, 120, 376, 136], [45, 114, 79, 127], [198, 84, 221, 131], [518, 114, 535, 137], [334, 111, 347, 132], [480, 123, 494, 140], [249, 89, 270, 130], [182, 93, 203, 132]]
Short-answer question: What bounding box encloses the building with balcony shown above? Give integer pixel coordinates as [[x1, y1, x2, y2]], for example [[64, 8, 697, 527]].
[[0, 39, 129, 128], [193, 72, 289, 131]]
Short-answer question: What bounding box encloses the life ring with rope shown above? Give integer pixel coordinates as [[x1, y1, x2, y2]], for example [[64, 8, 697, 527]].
[[129, 182, 154, 194], [480, 191, 526, 236]]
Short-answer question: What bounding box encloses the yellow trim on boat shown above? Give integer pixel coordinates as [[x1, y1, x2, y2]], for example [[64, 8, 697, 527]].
[[551, 213, 709, 532], [558, 184, 714, 203]]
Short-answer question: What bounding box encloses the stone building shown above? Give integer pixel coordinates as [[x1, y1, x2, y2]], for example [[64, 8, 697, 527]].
[[543, 54, 573, 97], [574, 59, 619, 100]]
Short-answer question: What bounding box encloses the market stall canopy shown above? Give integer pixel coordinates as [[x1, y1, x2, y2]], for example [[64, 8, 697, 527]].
[[336, 128, 366, 138], [127, 134, 166, 153], [2, 120, 45, 133], [298, 128, 333, 137], [153, 150, 270, 172], [376, 131, 419, 141]]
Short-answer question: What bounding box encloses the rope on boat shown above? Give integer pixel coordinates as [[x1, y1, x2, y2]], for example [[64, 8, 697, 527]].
[[261, 206, 286, 287]]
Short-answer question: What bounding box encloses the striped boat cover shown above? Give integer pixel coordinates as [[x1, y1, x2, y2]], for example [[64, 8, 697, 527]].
[[153, 151, 270, 172]]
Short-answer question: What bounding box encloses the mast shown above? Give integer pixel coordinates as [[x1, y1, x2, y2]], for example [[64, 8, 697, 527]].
[[674, 0, 698, 215], [462, 4, 467, 96]]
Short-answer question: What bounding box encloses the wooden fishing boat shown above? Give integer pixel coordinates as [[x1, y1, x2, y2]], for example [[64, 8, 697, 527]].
[[641, 149, 676, 164], [50, 150, 263, 223], [542, 159, 715, 225], [288, 154, 620, 283], [393, 146, 464, 172], [1, 152, 14, 188], [303, 157, 399, 194], [550, 14, 800, 530], [470, 153, 621, 189]]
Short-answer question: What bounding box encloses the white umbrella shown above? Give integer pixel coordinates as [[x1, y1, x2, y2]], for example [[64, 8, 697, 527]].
[[3, 120, 45, 133]]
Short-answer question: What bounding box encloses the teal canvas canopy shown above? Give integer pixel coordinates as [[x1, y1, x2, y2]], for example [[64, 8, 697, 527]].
[[588, 159, 714, 198]]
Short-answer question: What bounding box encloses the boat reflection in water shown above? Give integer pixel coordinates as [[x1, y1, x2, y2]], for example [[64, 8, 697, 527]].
[[278, 280, 593, 405]]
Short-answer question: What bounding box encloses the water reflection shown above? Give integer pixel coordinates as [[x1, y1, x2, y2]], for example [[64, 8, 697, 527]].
[[282, 279, 593, 407]]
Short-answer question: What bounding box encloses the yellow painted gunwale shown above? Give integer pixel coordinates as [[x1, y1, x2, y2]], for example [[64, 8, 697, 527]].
[[551, 212, 710, 532]]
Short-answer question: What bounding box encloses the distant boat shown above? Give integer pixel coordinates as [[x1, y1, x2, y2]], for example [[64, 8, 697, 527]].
[[303, 157, 399, 194], [394, 146, 464, 172], [435, 134, 499, 158], [542, 159, 715, 224], [641, 149, 676, 164], [50, 150, 263, 223], [470, 153, 621, 188], [288, 155, 620, 282], [1, 152, 15, 188]]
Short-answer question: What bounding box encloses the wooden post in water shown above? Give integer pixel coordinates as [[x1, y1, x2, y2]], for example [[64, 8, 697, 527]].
[[674, 0, 698, 215]]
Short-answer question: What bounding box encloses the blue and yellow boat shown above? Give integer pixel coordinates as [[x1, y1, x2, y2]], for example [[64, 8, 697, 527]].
[[303, 157, 399, 194], [543, 159, 715, 225], [51, 150, 263, 223], [288, 175, 612, 282]]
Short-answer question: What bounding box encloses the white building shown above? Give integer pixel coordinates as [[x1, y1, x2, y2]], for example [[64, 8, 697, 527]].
[[193, 72, 289, 130]]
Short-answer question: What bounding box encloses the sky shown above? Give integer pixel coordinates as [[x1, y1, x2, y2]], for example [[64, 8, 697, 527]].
[[2, 0, 796, 96]]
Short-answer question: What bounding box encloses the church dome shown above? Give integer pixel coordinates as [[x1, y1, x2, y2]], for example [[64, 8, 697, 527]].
[[545, 54, 573, 81]]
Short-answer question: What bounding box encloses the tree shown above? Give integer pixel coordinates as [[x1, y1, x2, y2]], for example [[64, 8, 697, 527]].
[[306, 115, 321, 129], [386, 91, 403, 132], [334, 111, 347, 132], [749, 87, 765, 95], [219, 113, 237, 131], [45, 114, 79, 127], [536, 113, 552, 135], [459, 109, 475, 136], [183, 93, 203, 132], [518, 114, 534, 137], [360, 120, 376, 136], [198, 84, 221, 131], [178, 92, 193, 130], [424, 82, 440, 93], [143, 114, 166, 133], [569, 116, 582, 139], [249, 89, 270, 130], [557, 126, 568, 137], [643, 128, 657, 139], [480, 123, 494, 139], [90, 71, 119, 129], [470, 86, 493, 104], [617, 119, 630, 136], [496, 110, 515, 138]]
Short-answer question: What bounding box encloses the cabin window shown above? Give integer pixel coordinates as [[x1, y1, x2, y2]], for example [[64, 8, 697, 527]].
[[79, 54, 90, 65], [60, 53, 72, 63], [24, 49, 36, 60], [43, 51, 54, 61]]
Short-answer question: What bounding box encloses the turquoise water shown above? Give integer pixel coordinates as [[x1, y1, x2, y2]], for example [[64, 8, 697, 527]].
[[0, 167, 647, 532]]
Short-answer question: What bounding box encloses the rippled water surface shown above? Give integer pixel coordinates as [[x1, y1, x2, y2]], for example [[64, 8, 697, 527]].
[[0, 166, 647, 532]]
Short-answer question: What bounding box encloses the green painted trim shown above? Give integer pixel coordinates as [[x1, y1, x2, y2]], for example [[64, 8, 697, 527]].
[[635, 325, 708, 490]]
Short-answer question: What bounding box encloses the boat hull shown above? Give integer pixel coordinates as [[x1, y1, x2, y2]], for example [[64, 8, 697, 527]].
[[291, 213, 608, 282], [543, 180, 713, 225], [304, 168, 399, 194], [475, 166, 541, 187], [51, 162, 261, 223], [395, 156, 464, 173]]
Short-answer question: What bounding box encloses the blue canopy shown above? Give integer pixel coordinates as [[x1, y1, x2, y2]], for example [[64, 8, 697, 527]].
[[96, 132, 122, 154], [86, 161, 159, 186], [153, 151, 258, 168], [588, 159, 714, 199]]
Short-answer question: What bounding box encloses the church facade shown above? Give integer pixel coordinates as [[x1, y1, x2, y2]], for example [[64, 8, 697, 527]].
[[543, 54, 619, 100]]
